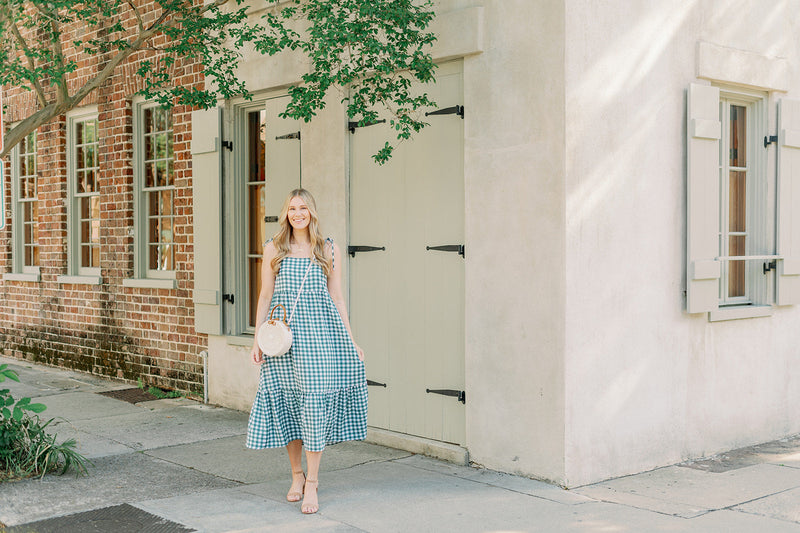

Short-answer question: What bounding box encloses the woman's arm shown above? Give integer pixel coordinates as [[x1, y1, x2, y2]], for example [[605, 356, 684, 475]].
[[326, 242, 364, 361], [251, 241, 278, 364]]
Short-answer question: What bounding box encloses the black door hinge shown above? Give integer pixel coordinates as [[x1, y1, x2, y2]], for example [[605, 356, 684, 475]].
[[764, 135, 778, 148], [426, 244, 465, 258], [426, 388, 466, 404], [222, 293, 235, 304], [367, 380, 387, 388], [222, 140, 233, 151], [425, 105, 465, 119], [349, 119, 387, 133], [276, 132, 300, 140], [348, 245, 386, 257]]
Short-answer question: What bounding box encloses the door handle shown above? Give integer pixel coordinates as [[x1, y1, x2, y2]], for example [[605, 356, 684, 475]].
[[426, 244, 465, 258]]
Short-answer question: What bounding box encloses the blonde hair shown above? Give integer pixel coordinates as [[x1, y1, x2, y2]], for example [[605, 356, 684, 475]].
[[270, 189, 332, 276]]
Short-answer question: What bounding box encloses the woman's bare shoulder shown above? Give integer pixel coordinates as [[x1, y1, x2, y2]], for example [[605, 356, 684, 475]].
[[263, 240, 278, 258]]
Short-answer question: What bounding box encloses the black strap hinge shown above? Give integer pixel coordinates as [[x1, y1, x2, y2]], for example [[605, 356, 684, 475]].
[[426, 244, 465, 258], [348, 245, 386, 257], [425, 105, 465, 119], [349, 119, 387, 133], [276, 132, 300, 140], [426, 388, 466, 404], [764, 135, 778, 148], [367, 380, 387, 388]]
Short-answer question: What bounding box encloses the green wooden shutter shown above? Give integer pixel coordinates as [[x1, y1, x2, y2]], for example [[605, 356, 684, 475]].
[[191, 108, 223, 334], [686, 84, 721, 313], [777, 98, 800, 305]]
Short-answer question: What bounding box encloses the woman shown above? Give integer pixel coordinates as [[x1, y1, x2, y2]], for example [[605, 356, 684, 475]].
[[247, 188, 368, 515]]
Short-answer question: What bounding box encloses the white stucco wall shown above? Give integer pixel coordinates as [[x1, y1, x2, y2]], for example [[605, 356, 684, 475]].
[[564, 0, 800, 486], [463, 0, 566, 483]]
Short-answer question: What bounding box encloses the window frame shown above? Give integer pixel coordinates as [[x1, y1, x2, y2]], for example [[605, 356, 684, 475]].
[[64, 106, 101, 280], [129, 98, 177, 286], [223, 98, 267, 337], [5, 127, 41, 281], [713, 86, 773, 317]]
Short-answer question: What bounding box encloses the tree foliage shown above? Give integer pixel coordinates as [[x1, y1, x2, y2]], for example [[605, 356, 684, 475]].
[[0, 0, 437, 162]]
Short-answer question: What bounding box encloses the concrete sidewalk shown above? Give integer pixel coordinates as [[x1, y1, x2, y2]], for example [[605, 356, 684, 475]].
[[1, 355, 800, 532]]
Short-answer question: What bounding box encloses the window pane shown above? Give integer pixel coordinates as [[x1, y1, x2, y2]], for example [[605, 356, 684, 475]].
[[81, 244, 90, 268], [155, 108, 167, 131], [729, 171, 746, 233], [149, 244, 159, 270], [86, 144, 96, 168], [145, 163, 155, 188], [729, 236, 746, 298], [730, 105, 746, 167], [156, 133, 167, 159], [145, 108, 153, 133], [249, 184, 266, 254], [248, 110, 266, 183], [24, 218, 32, 242], [149, 216, 160, 246], [156, 160, 166, 186], [249, 257, 263, 328], [145, 134, 154, 161], [161, 189, 173, 216], [85, 120, 96, 144]]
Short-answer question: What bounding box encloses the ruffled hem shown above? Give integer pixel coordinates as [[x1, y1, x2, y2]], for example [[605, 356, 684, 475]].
[[246, 382, 368, 452]]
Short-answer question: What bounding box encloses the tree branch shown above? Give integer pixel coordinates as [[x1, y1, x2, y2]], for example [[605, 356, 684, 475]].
[[125, 0, 145, 34], [45, 9, 70, 105], [8, 18, 48, 109]]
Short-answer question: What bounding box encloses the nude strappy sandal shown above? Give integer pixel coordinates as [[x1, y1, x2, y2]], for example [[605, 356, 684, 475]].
[[301, 478, 319, 514], [287, 471, 306, 502]]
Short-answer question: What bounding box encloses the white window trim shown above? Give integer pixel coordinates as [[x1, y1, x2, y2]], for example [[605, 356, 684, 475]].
[[714, 86, 773, 318], [128, 97, 177, 284], [223, 96, 268, 337], [709, 304, 773, 322], [6, 125, 40, 279], [65, 105, 101, 278]]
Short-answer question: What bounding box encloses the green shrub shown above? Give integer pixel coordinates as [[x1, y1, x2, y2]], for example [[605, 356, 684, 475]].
[[0, 364, 90, 482]]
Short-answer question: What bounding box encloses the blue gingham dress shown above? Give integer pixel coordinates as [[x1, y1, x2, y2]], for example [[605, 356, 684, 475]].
[[246, 239, 368, 452]]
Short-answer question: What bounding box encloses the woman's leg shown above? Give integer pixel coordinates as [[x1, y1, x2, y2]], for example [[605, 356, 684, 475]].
[[302, 450, 322, 514], [286, 439, 305, 502]]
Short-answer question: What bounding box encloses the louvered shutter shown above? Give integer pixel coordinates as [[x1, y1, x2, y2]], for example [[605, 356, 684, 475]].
[[777, 99, 800, 305], [686, 84, 721, 313], [191, 108, 223, 334]]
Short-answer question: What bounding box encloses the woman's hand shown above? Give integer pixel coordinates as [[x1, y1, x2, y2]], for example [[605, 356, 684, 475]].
[[251, 343, 264, 365], [354, 343, 364, 362]]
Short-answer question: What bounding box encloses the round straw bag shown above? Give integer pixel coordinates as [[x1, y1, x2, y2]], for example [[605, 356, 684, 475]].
[[257, 304, 293, 357]]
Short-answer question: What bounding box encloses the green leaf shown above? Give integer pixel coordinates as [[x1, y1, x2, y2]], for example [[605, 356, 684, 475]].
[[26, 403, 47, 414]]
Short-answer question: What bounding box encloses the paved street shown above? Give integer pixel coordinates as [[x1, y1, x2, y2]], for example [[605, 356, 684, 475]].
[[1, 355, 800, 532]]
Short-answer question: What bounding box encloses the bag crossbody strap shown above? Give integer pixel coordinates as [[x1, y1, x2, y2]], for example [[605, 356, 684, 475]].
[[287, 257, 315, 325]]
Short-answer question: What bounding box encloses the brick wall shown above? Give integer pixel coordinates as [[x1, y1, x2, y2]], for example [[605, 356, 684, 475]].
[[0, 3, 206, 395]]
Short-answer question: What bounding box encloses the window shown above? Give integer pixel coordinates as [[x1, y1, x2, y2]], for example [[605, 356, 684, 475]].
[[246, 109, 267, 328], [686, 83, 800, 317], [65, 109, 101, 279], [125, 101, 176, 288], [221, 95, 300, 338], [141, 103, 175, 275], [717, 95, 766, 306], [15, 131, 39, 271]]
